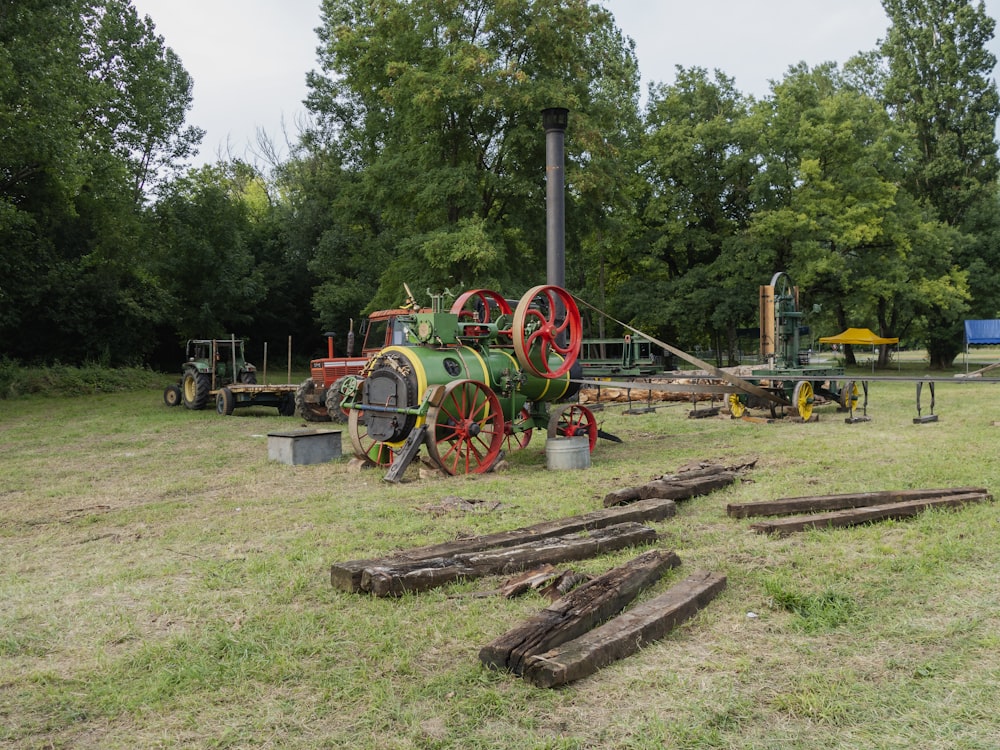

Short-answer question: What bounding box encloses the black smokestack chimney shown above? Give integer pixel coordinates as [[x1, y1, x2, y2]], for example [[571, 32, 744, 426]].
[[542, 107, 568, 289]]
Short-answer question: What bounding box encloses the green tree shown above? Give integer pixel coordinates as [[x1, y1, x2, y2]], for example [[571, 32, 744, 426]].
[[0, 0, 203, 364], [880, 0, 999, 365], [748, 63, 967, 368], [305, 0, 641, 309], [621, 67, 756, 363]]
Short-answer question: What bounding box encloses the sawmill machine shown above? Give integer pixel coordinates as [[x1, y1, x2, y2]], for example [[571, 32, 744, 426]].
[[727, 271, 859, 420], [338, 285, 598, 475]]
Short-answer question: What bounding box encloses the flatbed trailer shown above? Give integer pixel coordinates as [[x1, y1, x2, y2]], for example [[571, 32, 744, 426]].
[[213, 383, 298, 416]]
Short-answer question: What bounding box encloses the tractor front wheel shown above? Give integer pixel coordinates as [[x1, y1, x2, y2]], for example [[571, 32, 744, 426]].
[[182, 372, 211, 410], [324, 377, 349, 423], [295, 378, 330, 422], [163, 384, 182, 407]]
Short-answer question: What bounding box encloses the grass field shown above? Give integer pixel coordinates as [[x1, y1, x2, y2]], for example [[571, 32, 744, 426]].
[[2, 362, 1000, 749]]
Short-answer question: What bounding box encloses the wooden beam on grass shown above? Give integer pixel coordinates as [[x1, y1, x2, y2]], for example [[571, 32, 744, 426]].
[[727, 486, 989, 518], [522, 570, 727, 688], [331, 497, 678, 592], [749, 491, 992, 536], [361, 522, 660, 597], [479, 548, 681, 675]]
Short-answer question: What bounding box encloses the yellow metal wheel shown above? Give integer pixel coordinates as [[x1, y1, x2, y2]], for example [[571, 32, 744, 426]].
[[727, 393, 747, 418], [839, 380, 859, 410], [792, 380, 814, 421]]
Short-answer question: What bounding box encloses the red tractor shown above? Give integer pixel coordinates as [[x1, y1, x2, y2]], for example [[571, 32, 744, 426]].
[[295, 309, 413, 422]]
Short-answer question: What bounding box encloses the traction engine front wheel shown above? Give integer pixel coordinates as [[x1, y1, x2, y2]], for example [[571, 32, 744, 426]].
[[426, 380, 504, 475], [348, 409, 394, 467]]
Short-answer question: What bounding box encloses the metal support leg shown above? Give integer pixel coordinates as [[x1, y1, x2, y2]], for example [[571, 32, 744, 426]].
[[914, 381, 939, 423]]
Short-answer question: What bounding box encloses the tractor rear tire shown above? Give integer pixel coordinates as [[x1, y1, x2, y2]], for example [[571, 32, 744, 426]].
[[295, 379, 331, 422], [239, 371, 257, 385], [182, 372, 211, 410], [216, 387, 235, 416], [163, 384, 182, 407]]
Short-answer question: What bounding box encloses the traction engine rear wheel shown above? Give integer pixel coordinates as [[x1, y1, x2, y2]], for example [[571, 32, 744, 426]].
[[426, 380, 504, 475], [547, 403, 598, 452]]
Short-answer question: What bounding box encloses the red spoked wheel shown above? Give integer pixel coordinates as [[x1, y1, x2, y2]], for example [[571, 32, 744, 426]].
[[451, 289, 514, 343], [426, 380, 504, 475], [512, 285, 582, 378], [503, 405, 534, 454], [547, 403, 598, 452], [450, 289, 512, 323], [348, 408, 394, 467]]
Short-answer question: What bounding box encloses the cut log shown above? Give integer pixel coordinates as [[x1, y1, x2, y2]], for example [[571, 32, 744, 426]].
[[522, 570, 727, 688], [602, 487, 643, 507], [749, 492, 991, 535], [331, 497, 678, 592], [604, 464, 745, 507], [688, 407, 720, 419], [727, 486, 989, 519], [498, 565, 559, 598], [635, 472, 736, 502], [362, 523, 659, 597], [479, 548, 681, 675]]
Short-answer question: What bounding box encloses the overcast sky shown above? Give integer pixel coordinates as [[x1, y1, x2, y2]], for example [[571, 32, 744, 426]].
[[129, 0, 1000, 166]]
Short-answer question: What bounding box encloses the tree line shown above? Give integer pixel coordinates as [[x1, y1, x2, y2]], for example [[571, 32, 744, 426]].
[[2, 0, 998, 370]]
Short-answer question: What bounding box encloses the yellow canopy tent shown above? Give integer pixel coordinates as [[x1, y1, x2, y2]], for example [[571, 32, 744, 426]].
[[818, 328, 899, 371]]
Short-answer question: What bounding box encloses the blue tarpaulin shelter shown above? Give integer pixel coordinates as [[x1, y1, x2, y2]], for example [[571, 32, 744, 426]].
[[963, 320, 1000, 373], [964, 319, 1000, 345]]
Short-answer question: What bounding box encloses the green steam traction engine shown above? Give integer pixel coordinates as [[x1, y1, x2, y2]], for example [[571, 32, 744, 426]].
[[337, 285, 597, 477]]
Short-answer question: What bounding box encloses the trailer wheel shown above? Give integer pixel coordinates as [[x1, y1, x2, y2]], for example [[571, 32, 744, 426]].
[[216, 387, 235, 416], [547, 403, 598, 451], [278, 392, 296, 416], [182, 372, 211, 410], [163, 384, 182, 407], [426, 380, 504, 475]]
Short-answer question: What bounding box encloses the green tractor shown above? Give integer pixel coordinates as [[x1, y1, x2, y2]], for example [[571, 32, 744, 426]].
[[164, 338, 258, 410]]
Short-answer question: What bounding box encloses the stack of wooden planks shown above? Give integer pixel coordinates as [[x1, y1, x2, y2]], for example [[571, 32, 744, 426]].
[[330, 497, 680, 596], [728, 487, 992, 535], [479, 550, 726, 688]]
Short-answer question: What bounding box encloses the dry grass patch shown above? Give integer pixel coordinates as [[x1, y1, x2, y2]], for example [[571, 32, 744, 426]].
[[2, 372, 1000, 748]]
